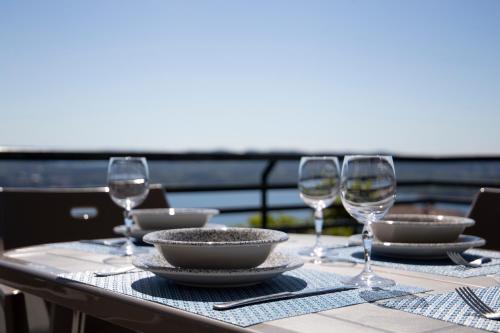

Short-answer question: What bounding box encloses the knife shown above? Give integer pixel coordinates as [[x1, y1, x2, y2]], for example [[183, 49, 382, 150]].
[[80, 239, 126, 247], [93, 266, 138, 277], [213, 285, 357, 310]]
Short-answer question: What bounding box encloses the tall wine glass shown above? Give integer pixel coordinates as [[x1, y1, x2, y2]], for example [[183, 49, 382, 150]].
[[340, 155, 396, 287], [107, 157, 150, 256], [298, 156, 340, 263]]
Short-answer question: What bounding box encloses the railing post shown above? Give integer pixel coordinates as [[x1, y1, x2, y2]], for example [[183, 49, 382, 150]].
[[260, 160, 276, 229]]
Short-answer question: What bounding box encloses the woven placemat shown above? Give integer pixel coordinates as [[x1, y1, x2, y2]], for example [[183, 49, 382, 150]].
[[59, 268, 428, 327], [380, 286, 500, 332], [332, 246, 500, 278], [51, 240, 500, 279]]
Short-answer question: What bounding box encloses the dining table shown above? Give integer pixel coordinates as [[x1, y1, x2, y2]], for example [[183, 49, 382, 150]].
[[0, 233, 498, 333]]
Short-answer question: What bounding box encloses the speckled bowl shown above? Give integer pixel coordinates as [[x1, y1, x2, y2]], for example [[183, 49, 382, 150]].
[[373, 214, 475, 243], [143, 227, 289, 269], [130, 208, 219, 230]]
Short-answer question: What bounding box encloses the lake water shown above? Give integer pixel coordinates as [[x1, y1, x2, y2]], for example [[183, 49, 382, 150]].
[[0, 159, 490, 226], [168, 189, 470, 226], [168, 189, 310, 226]]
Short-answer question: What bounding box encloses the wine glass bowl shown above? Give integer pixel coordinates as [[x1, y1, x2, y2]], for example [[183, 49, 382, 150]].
[[340, 155, 396, 287], [299, 178, 338, 209], [298, 156, 340, 262], [108, 177, 149, 211], [107, 157, 150, 257], [341, 156, 396, 224]]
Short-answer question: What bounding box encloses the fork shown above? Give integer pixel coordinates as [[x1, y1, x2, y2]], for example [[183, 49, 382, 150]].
[[94, 266, 140, 277], [447, 251, 490, 268], [456, 287, 500, 320]]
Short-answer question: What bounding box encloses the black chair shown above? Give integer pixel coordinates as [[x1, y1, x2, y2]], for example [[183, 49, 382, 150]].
[[0, 185, 169, 333], [466, 187, 500, 251], [0, 185, 168, 250]]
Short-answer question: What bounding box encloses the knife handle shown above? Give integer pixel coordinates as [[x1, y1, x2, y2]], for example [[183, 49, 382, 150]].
[[213, 291, 294, 310]]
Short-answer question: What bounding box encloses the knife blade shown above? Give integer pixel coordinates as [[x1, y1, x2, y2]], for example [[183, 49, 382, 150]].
[[213, 285, 358, 310], [80, 239, 126, 247], [93, 266, 138, 277]]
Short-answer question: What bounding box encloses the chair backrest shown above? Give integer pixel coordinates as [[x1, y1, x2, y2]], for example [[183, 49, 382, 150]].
[[466, 187, 500, 251], [0, 185, 169, 250]]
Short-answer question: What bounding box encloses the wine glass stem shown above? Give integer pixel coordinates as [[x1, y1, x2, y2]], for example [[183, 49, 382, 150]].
[[313, 208, 324, 249], [123, 210, 134, 256], [361, 223, 373, 273]]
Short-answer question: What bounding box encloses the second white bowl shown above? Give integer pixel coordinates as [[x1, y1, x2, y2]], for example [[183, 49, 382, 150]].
[[372, 214, 475, 243], [130, 208, 219, 230]]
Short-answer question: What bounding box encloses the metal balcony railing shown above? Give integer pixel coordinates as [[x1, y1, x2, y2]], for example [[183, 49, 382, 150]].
[[1, 148, 500, 229]]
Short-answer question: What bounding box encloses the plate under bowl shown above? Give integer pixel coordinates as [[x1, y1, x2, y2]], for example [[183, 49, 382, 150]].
[[349, 234, 485, 259], [132, 251, 303, 287], [130, 208, 219, 230], [143, 227, 289, 269], [373, 214, 475, 243]]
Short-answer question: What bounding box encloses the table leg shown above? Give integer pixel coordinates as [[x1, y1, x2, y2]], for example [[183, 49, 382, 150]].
[[71, 310, 86, 333], [49, 303, 72, 333], [0, 287, 29, 333]]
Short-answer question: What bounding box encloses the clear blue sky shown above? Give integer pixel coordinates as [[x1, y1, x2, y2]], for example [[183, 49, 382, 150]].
[[1, 0, 499, 155]]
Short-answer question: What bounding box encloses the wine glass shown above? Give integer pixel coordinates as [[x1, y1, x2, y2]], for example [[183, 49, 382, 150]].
[[107, 157, 150, 256], [340, 155, 396, 287], [298, 156, 340, 263]]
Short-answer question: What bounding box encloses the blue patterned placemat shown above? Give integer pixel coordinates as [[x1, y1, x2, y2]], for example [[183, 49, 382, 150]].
[[333, 246, 500, 278], [50, 241, 500, 279], [59, 268, 427, 327], [380, 286, 500, 332], [49, 239, 152, 255]]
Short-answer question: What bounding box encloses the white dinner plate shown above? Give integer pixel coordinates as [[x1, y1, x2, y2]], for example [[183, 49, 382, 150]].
[[132, 251, 304, 287], [348, 234, 486, 259], [113, 223, 227, 240]]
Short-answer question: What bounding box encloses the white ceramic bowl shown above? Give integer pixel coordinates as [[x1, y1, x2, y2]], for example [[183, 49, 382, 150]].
[[372, 214, 475, 243], [143, 227, 289, 269], [129, 208, 219, 230]]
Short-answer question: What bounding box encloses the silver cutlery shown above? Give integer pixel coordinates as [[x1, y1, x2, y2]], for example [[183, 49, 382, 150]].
[[456, 287, 500, 320], [213, 285, 357, 310], [94, 266, 139, 277], [447, 251, 490, 268], [80, 239, 126, 247]]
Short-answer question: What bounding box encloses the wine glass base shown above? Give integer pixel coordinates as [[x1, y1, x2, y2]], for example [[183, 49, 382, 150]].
[[103, 244, 150, 265], [298, 246, 339, 257], [299, 246, 342, 264], [342, 271, 395, 288]]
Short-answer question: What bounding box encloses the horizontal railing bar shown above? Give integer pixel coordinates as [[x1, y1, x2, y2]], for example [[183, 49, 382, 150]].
[[214, 196, 473, 215], [1, 149, 500, 162], [218, 204, 316, 214], [166, 183, 295, 192], [165, 180, 499, 193], [394, 180, 500, 187]]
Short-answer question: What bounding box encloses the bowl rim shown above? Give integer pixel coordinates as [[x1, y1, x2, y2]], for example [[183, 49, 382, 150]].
[[379, 214, 474, 226], [143, 227, 289, 246], [130, 208, 220, 216]]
